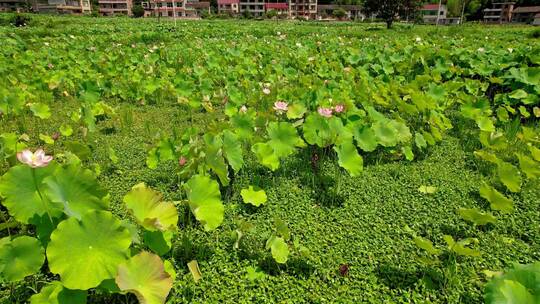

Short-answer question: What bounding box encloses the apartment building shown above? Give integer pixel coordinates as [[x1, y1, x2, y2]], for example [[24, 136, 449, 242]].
[[239, 0, 265, 17], [217, 0, 238, 14], [98, 0, 133, 16], [144, 0, 209, 18], [512, 6, 540, 24], [0, 0, 27, 12], [98, 0, 132, 15], [289, 0, 316, 19], [420, 3, 447, 24], [483, 2, 515, 23], [265, 2, 287, 15]]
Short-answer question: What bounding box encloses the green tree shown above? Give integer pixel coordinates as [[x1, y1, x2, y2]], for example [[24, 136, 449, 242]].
[[363, 0, 422, 28], [333, 8, 347, 19], [132, 4, 144, 18]]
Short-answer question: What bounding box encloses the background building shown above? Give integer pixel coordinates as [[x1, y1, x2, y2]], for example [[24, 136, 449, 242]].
[[512, 6, 540, 23], [483, 2, 515, 23], [98, 0, 132, 15], [317, 4, 362, 20], [289, 0, 316, 19], [217, 0, 239, 14], [420, 3, 447, 24]]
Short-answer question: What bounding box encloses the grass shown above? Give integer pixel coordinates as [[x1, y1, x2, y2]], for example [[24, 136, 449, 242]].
[[2, 101, 538, 303]]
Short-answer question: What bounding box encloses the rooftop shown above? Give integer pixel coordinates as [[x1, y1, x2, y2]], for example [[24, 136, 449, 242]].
[[513, 6, 540, 14], [217, 0, 238, 4], [265, 2, 287, 9], [421, 4, 442, 11]]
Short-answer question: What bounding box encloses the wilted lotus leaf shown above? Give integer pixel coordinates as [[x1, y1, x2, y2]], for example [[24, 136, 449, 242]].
[[184, 175, 224, 231], [123, 183, 178, 232], [43, 164, 109, 219], [47, 211, 131, 290], [116, 252, 173, 304], [334, 141, 363, 177], [0, 236, 44, 282], [240, 186, 267, 207], [0, 164, 62, 223], [30, 281, 87, 304]]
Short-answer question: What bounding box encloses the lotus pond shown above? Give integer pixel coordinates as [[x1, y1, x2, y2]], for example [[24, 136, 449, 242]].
[[0, 15, 539, 304]]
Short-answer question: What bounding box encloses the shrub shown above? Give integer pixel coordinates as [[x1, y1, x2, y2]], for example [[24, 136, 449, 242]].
[[265, 9, 278, 19], [332, 8, 347, 20], [10, 14, 30, 27], [132, 5, 144, 18]]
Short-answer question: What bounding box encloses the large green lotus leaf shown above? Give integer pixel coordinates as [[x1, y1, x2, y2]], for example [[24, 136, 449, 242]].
[[143, 230, 173, 256], [458, 208, 497, 225], [388, 120, 412, 143], [303, 115, 351, 148], [354, 126, 378, 152], [29, 103, 51, 119], [266, 236, 289, 264], [43, 165, 109, 220], [184, 175, 224, 231], [203, 134, 230, 186], [479, 183, 513, 214], [328, 117, 353, 145], [123, 183, 178, 232], [372, 121, 398, 147], [47, 210, 132, 290], [497, 161, 522, 193], [485, 262, 540, 304], [0, 164, 63, 223], [334, 141, 363, 177], [413, 236, 441, 255], [240, 186, 267, 207], [230, 114, 254, 140], [286, 103, 307, 119], [517, 154, 540, 180], [222, 130, 244, 173], [0, 236, 44, 282], [116, 252, 173, 304], [443, 235, 481, 257], [267, 122, 304, 158], [529, 146, 540, 162], [414, 133, 427, 149], [476, 116, 495, 132], [252, 143, 280, 171], [474, 150, 500, 164], [30, 281, 87, 304], [302, 114, 331, 147], [0, 133, 27, 159]]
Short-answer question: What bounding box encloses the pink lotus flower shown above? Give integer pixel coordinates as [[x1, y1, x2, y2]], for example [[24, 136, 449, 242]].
[[17, 149, 53, 168], [318, 107, 333, 118], [178, 156, 187, 166], [334, 104, 345, 113], [273, 101, 288, 113]]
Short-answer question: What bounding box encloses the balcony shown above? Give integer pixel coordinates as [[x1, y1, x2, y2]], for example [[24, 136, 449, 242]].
[[100, 7, 128, 11]]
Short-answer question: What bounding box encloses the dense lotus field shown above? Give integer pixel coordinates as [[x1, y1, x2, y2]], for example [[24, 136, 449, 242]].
[[0, 15, 539, 303]]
